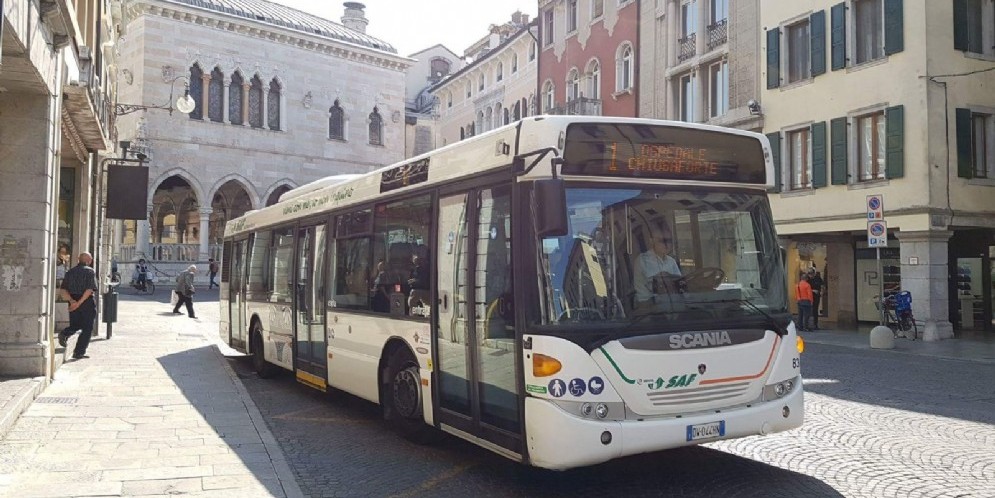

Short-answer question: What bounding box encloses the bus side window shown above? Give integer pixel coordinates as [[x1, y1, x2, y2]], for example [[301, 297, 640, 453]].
[[269, 226, 296, 303], [372, 195, 433, 317], [247, 231, 271, 301]]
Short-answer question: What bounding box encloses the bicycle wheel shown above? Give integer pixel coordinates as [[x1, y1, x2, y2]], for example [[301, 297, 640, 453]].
[[905, 314, 918, 341], [144, 281, 156, 295]]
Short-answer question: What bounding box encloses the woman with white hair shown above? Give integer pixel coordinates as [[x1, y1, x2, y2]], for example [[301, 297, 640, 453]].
[[173, 264, 198, 318]]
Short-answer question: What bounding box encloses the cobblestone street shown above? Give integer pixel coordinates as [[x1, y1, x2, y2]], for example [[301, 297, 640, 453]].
[[1, 293, 993, 497], [227, 311, 995, 497]]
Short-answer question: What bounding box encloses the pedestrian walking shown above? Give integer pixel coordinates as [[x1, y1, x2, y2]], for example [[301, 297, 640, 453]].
[[173, 265, 197, 318], [58, 252, 98, 359], [808, 268, 825, 330], [208, 258, 219, 289], [796, 273, 814, 332]]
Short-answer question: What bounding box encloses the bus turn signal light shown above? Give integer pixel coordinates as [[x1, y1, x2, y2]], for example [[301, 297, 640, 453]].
[[796, 336, 805, 354], [533, 354, 562, 377]]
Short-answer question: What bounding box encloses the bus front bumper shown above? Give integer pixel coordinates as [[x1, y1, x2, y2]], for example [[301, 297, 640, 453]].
[[524, 385, 803, 470]]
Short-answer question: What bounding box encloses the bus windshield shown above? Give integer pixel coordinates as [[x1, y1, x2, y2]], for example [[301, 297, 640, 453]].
[[534, 186, 788, 327]]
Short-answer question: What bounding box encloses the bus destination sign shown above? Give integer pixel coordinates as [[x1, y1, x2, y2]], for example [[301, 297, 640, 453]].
[[561, 123, 767, 184], [380, 158, 429, 193]]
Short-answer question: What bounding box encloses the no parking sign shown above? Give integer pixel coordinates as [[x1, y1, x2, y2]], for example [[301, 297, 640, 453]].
[[867, 220, 888, 247]]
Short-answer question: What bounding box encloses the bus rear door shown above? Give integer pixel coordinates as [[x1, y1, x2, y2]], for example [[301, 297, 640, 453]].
[[293, 223, 329, 390]]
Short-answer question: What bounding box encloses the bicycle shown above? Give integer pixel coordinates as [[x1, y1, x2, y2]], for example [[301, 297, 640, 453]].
[[874, 291, 918, 340]]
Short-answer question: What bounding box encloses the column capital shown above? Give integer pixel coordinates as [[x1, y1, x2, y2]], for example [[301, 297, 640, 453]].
[[895, 230, 953, 243], [199, 208, 214, 216]]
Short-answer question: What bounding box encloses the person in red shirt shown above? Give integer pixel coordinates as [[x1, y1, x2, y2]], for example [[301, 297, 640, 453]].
[[796, 273, 814, 332]]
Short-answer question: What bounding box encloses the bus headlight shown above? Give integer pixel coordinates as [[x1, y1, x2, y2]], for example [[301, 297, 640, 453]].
[[763, 376, 799, 401], [550, 400, 626, 421], [595, 403, 609, 419], [580, 403, 593, 416]]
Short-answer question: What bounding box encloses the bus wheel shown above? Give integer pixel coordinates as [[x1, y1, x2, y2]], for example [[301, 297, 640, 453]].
[[385, 349, 436, 444], [251, 323, 277, 379]]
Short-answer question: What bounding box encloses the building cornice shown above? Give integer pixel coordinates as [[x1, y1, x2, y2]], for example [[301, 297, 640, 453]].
[[127, 1, 413, 72]]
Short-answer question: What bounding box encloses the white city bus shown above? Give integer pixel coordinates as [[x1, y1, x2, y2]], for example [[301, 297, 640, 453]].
[[220, 116, 804, 470]]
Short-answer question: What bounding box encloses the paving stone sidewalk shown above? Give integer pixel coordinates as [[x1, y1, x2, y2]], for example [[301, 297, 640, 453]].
[[0, 291, 303, 498]]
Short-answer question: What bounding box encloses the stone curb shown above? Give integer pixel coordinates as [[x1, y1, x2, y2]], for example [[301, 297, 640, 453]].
[[0, 376, 46, 441], [209, 338, 305, 498]]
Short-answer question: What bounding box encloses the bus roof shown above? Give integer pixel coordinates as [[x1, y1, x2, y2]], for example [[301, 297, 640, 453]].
[[224, 116, 773, 237]]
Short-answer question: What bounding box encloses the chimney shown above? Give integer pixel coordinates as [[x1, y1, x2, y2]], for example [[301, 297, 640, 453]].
[[341, 2, 368, 33]]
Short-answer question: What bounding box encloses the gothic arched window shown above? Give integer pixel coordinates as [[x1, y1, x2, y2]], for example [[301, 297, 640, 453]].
[[208, 67, 224, 122], [329, 100, 345, 140], [248, 75, 264, 128], [188, 64, 204, 120], [229, 71, 244, 125], [267, 78, 281, 131], [368, 107, 383, 145]]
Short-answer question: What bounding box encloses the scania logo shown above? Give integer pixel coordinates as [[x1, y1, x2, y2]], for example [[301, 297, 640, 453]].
[[698, 363, 707, 375], [669, 331, 732, 349]]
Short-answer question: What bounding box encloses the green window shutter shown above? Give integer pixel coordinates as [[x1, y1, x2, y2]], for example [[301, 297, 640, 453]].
[[767, 132, 782, 192], [812, 121, 828, 187], [955, 108, 974, 178], [810, 11, 827, 76], [831, 3, 847, 70], [953, 0, 969, 51], [830, 117, 849, 185], [885, 105, 905, 179], [884, 0, 904, 55], [767, 28, 781, 89]]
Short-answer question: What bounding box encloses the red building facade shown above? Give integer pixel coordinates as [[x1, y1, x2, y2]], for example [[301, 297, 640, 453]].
[[537, 0, 639, 117]]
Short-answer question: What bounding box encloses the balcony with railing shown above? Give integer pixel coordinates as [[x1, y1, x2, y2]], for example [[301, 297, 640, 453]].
[[708, 19, 728, 50], [678, 33, 697, 63], [566, 97, 602, 116]]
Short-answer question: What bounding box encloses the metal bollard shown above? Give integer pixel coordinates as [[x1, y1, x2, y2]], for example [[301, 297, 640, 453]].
[[102, 287, 119, 339]]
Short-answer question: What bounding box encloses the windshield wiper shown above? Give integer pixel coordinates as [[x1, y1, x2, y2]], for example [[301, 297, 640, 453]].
[[696, 297, 788, 336]]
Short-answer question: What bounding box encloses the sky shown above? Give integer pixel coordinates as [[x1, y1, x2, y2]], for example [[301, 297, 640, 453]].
[[269, 0, 536, 57]]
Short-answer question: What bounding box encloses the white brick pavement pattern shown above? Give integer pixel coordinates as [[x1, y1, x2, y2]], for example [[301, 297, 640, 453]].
[[709, 390, 995, 498], [0, 291, 302, 497]]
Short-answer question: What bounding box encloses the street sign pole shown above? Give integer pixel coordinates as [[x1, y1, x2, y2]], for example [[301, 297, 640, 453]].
[[866, 195, 887, 325], [878, 247, 884, 325]]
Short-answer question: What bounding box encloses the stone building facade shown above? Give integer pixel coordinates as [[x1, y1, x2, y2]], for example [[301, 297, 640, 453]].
[[1, 0, 118, 377], [638, 0, 762, 131], [429, 12, 537, 147], [404, 44, 463, 158], [761, 0, 995, 339], [112, 0, 409, 277]]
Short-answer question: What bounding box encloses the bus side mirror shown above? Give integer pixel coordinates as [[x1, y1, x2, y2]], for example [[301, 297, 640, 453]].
[[534, 179, 568, 238]]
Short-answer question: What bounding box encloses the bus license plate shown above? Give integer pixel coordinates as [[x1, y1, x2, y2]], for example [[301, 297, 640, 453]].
[[686, 421, 725, 441]]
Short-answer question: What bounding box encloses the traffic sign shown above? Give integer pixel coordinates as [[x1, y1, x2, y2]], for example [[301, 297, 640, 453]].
[[867, 220, 888, 247], [866, 194, 884, 220]]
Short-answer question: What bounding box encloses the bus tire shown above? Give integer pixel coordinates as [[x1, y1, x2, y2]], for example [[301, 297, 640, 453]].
[[384, 348, 436, 444], [251, 323, 277, 379]]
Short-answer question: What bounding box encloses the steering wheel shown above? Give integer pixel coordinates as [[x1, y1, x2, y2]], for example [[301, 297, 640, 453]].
[[678, 267, 725, 293]]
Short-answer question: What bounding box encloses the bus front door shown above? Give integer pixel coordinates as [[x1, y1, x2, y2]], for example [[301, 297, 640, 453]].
[[435, 187, 521, 456], [228, 240, 247, 350], [293, 224, 328, 391]]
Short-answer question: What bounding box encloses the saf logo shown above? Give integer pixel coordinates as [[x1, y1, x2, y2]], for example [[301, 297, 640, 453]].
[[646, 373, 698, 390]]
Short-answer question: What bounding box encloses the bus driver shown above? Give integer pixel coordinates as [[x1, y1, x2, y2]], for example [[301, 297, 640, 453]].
[[633, 222, 682, 304]]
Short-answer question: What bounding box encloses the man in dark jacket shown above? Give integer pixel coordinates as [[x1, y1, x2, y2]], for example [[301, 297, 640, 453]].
[[58, 252, 99, 359], [808, 267, 825, 330]]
